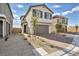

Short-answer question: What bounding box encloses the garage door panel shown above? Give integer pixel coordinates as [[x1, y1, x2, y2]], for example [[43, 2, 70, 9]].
[[35, 25, 49, 34]]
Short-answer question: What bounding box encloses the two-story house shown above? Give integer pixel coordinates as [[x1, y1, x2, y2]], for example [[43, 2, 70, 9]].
[[21, 4, 54, 34], [0, 3, 13, 38], [52, 15, 68, 33]]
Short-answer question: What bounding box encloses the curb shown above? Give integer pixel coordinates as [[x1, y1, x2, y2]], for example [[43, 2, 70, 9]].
[[32, 47, 48, 56]]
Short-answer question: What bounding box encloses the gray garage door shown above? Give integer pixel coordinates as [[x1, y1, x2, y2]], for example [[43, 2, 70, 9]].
[[35, 25, 49, 34], [0, 21, 3, 37]]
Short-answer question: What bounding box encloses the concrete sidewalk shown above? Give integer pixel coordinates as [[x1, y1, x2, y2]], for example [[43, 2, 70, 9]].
[[63, 37, 79, 56], [0, 34, 35, 56]]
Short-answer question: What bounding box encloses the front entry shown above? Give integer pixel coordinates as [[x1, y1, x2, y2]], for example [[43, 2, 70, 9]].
[[24, 25, 28, 33]]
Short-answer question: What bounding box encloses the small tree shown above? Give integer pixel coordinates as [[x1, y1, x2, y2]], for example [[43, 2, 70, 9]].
[[56, 23, 62, 32], [31, 15, 38, 35], [75, 25, 78, 33], [31, 15, 38, 40]]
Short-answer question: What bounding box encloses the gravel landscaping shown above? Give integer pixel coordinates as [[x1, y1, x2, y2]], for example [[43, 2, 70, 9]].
[[23, 34, 72, 54]]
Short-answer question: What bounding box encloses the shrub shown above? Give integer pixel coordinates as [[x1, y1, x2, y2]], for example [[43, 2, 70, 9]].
[[41, 39, 45, 42], [49, 45, 54, 48], [56, 23, 62, 32], [28, 42, 31, 45], [24, 38, 27, 40]]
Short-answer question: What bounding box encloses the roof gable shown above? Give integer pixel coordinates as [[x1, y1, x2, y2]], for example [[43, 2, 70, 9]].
[[24, 4, 54, 18]]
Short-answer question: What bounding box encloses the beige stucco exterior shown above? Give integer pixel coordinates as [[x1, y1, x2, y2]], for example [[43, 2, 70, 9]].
[[51, 15, 68, 33], [21, 5, 53, 34], [51, 18, 57, 32], [0, 3, 13, 38]]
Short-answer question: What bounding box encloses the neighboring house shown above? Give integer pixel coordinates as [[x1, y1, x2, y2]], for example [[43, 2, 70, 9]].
[[52, 15, 68, 33], [67, 26, 79, 33], [21, 4, 54, 34], [0, 3, 13, 38]]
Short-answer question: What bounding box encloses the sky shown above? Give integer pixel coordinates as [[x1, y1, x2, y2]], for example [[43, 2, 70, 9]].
[[10, 3, 79, 28]]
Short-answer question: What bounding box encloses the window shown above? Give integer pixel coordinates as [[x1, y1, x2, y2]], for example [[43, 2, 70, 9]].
[[50, 14, 52, 19], [62, 19, 67, 24], [32, 9, 36, 17], [44, 12, 47, 19], [32, 9, 43, 18], [64, 19, 67, 24], [44, 12, 52, 19], [62, 19, 65, 23], [37, 10, 43, 18], [39, 11, 42, 18], [57, 18, 59, 23]]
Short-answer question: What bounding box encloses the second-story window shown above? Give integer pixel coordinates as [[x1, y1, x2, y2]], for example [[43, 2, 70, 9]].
[[57, 18, 59, 23], [44, 12, 52, 19], [32, 9, 43, 18], [37, 10, 43, 18], [64, 18, 68, 24], [39, 11, 43, 18], [50, 14, 52, 19], [65, 20, 67, 24], [62, 19, 67, 24], [33, 9, 36, 17], [62, 19, 64, 23], [44, 12, 47, 19]]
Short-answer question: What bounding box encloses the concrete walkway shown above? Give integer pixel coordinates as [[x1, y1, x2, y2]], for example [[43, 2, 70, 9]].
[[63, 36, 79, 56], [0, 34, 35, 56]]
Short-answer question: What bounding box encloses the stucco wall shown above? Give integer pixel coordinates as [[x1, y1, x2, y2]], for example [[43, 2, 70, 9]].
[[25, 5, 53, 34], [0, 3, 13, 37], [2, 4, 13, 34], [51, 18, 57, 32], [51, 17, 67, 33], [0, 3, 13, 34]]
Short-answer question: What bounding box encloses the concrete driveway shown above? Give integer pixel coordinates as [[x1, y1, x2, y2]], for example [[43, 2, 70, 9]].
[[0, 34, 35, 56]]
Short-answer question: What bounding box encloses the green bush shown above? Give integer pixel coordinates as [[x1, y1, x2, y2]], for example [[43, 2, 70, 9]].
[[24, 38, 27, 40], [56, 23, 62, 32]]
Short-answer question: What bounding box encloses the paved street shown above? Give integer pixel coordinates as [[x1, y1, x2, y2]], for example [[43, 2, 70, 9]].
[[0, 34, 35, 56]]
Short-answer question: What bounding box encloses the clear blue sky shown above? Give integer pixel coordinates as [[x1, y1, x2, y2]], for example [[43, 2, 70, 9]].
[[10, 3, 79, 28]]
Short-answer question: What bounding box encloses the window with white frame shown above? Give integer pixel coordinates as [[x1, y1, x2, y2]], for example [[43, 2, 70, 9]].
[[44, 12, 52, 19], [32, 9, 43, 18]]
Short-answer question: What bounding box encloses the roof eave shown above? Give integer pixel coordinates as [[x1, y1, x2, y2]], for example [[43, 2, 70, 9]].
[[7, 3, 14, 19]]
